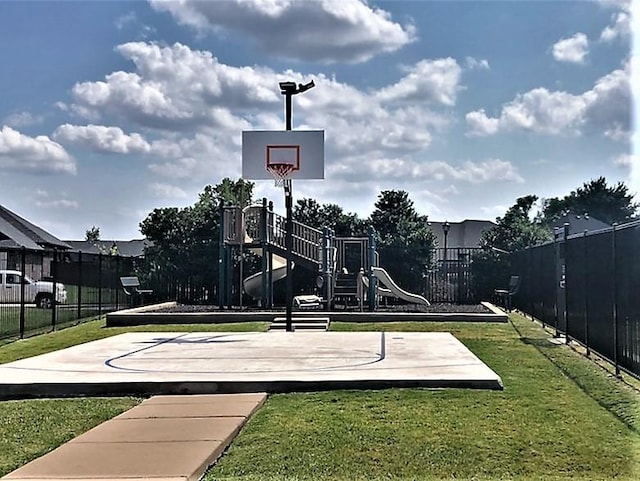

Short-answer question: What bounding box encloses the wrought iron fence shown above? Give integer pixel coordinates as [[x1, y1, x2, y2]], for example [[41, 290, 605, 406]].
[[0, 247, 137, 340], [511, 220, 640, 378]]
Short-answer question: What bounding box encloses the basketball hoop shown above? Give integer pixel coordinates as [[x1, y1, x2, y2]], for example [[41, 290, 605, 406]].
[[266, 162, 295, 188]]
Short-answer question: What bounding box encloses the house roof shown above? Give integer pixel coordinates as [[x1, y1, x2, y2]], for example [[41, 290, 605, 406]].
[[550, 214, 610, 236], [64, 239, 150, 257], [428, 219, 496, 249], [0, 205, 71, 251]]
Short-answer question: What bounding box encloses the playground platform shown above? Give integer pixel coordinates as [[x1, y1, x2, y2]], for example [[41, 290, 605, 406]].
[[0, 331, 503, 400]]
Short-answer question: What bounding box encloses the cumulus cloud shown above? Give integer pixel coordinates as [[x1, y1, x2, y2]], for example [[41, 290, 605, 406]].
[[0, 126, 76, 174], [334, 154, 523, 185], [598, 0, 631, 42], [149, 182, 188, 198], [3, 111, 44, 128], [464, 57, 490, 70], [53, 124, 151, 154], [376, 58, 462, 106], [465, 62, 630, 139], [552, 33, 589, 63], [63, 41, 463, 184], [35, 199, 79, 209], [149, 0, 416, 63], [68, 42, 274, 130]]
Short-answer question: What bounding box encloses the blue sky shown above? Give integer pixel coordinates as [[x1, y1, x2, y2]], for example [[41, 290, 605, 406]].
[[0, 0, 634, 240]]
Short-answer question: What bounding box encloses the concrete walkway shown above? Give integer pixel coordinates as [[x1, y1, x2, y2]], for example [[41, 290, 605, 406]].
[[2, 393, 266, 481]]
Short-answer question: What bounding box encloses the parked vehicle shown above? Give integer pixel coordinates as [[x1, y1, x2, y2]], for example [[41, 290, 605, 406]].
[[0, 270, 67, 308]]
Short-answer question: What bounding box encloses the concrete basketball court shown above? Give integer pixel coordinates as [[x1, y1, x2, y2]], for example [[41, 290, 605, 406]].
[[0, 331, 503, 399]]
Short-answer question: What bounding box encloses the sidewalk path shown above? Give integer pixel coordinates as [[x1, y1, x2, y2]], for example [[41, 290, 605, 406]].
[[2, 393, 266, 481]]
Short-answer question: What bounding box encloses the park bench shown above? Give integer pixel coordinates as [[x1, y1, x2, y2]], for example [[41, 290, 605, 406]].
[[120, 276, 153, 306], [494, 275, 520, 312]]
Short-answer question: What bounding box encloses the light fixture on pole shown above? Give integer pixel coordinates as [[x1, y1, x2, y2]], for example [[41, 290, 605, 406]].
[[442, 221, 450, 264]]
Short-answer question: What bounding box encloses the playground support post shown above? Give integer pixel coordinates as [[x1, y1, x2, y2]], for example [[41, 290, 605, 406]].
[[367, 226, 377, 311]]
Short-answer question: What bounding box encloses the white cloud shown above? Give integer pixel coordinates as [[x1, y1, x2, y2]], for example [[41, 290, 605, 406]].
[[3, 111, 44, 128], [53, 124, 151, 154], [35, 199, 79, 209], [465, 63, 630, 139], [0, 126, 76, 174], [149, 183, 189, 199], [66, 41, 462, 185], [598, 0, 631, 43], [149, 0, 416, 63], [464, 57, 490, 70], [552, 33, 589, 64], [376, 58, 462, 106], [69, 42, 274, 130]]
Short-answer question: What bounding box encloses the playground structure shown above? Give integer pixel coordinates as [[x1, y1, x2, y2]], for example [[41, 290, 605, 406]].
[[219, 198, 430, 311]]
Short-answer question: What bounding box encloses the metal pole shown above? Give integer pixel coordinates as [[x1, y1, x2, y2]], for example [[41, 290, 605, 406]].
[[19, 247, 26, 338], [564, 223, 570, 344], [583, 230, 590, 356], [612, 224, 620, 376], [283, 91, 294, 332]]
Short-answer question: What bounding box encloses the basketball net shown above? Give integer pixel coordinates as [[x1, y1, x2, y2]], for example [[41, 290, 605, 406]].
[[266, 163, 295, 188]]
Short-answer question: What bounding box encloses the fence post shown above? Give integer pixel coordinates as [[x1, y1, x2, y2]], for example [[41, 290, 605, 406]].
[[564, 223, 570, 344], [583, 230, 590, 357], [77, 250, 82, 321], [612, 224, 620, 377], [98, 253, 103, 318], [19, 247, 26, 339], [51, 249, 58, 331]]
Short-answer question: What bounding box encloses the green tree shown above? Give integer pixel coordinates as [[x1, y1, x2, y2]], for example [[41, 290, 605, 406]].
[[369, 190, 436, 293], [85, 226, 100, 242], [139, 179, 254, 302], [541, 177, 638, 225], [293, 198, 365, 236], [474, 195, 551, 300]]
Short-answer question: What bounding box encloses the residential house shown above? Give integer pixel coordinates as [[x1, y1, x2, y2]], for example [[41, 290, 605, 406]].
[[0, 205, 71, 279]]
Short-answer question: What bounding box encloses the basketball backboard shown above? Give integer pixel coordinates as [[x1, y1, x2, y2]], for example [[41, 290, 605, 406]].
[[242, 130, 324, 180]]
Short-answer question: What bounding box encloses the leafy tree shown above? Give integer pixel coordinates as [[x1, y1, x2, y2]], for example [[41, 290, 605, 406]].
[[541, 177, 638, 225], [85, 226, 100, 242], [293, 198, 365, 236], [473, 195, 551, 300], [139, 178, 254, 303], [369, 190, 436, 293]]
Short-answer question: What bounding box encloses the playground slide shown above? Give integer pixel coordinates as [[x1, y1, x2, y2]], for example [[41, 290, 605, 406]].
[[243, 251, 293, 300], [370, 266, 431, 306]]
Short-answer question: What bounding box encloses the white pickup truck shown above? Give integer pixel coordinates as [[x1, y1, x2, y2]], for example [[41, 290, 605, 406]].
[[0, 270, 68, 308]]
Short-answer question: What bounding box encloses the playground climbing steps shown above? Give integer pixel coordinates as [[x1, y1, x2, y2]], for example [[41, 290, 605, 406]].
[[333, 272, 360, 309]]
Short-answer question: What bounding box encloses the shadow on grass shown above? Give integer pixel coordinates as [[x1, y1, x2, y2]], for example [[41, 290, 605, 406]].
[[512, 314, 640, 435]]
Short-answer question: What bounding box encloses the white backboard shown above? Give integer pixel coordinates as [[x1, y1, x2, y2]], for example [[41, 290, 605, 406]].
[[242, 130, 324, 180]]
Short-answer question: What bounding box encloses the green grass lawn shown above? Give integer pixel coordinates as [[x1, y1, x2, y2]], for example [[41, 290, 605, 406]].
[[0, 314, 638, 480]]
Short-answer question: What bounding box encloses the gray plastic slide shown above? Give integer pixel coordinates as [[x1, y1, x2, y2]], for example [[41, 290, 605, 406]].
[[243, 251, 292, 299], [370, 266, 430, 306]]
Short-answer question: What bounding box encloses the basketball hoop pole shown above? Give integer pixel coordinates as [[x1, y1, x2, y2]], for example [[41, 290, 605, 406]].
[[279, 80, 315, 332]]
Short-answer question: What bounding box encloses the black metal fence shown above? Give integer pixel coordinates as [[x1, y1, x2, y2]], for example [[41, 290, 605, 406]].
[[0, 247, 138, 340], [424, 247, 480, 304], [377, 247, 481, 304], [512, 220, 640, 378]]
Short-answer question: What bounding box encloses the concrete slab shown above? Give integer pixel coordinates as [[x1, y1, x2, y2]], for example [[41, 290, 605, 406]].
[[0, 332, 503, 399], [71, 417, 244, 443], [3, 440, 226, 480], [2, 394, 267, 481]]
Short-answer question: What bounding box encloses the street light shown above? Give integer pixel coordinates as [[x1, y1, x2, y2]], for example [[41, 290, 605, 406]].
[[279, 79, 315, 332], [442, 221, 450, 262]]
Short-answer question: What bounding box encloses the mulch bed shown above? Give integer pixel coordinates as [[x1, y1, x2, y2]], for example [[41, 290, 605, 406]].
[[153, 303, 491, 314]]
